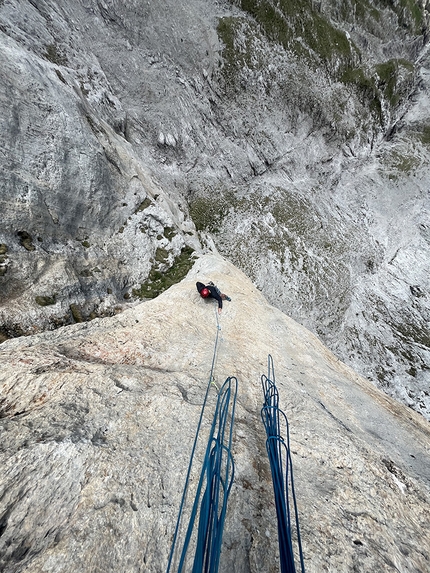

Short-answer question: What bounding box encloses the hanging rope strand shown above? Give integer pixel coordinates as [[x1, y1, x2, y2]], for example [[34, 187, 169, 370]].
[[167, 302, 237, 573], [166, 302, 222, 573]]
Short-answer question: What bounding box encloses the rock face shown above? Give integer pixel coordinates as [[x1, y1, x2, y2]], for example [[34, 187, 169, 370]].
[[0, 1, 430, 416], [1, 255, 429, 573], [0, 0, 200, 336]]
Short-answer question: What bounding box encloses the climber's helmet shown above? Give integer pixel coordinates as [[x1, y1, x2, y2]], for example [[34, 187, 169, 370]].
[[200, 287, 210, 298]]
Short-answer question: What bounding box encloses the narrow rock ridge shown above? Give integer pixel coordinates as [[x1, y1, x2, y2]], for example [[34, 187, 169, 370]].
[[1, 254, 429, 573]]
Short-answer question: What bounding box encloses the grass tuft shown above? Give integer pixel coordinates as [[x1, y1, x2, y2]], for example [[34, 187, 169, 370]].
[[133, 246, 196, 299]]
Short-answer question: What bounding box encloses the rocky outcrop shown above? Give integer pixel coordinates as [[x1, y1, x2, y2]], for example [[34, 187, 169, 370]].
[[1, 255, 429, 572]]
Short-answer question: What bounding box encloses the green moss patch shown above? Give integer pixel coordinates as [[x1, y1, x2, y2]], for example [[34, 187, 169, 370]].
[[340, 58, 414, 123], [155, 247, 169, 264], [341, 66, 376, 95], [378, 0, 424, 35], [133, 246, 196, 299], [342, 0, 423, 36], [219, 1, 419, 126], [189, 191, 238, 233], [381, 149, 420, 178], [163, 227, 177, 241], [217, 16, 265, 88]]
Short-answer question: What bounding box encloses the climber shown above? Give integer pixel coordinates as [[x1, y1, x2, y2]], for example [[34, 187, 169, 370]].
[[196, 281, 231, 312]]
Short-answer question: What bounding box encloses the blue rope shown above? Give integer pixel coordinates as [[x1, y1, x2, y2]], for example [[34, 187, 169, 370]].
[[166, 303, 237, 573], [261, 355, 305, 573], [178, 377, 237, 573]]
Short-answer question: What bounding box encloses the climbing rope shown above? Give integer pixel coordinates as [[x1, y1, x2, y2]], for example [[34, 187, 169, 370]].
[[210, 305, 222, 388], [261, 355, 305, 573], [166, 302, 237, 573]]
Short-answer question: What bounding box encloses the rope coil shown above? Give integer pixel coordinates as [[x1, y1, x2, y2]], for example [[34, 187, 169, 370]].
[[261, 355, 305, 573]]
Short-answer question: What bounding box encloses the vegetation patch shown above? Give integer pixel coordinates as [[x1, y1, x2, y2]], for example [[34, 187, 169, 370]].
[[375, 59, 414, 107], [415, 125, 430, 145], [132, 246, 196, 299], [340, 0, 423, 36], [135, 197, 152, 213], [35, 295, 56, 306], [382, 149, 420, 177], [340, 66, 376, 96], [341, 58, 414, 124], [338, 0, 382, 24], [379, 0, 424, 35], [233, 0, 358, 74], [217, 16, 265, 88], [219, 1, 419, 125], [70, 303, 84, 323], [270, 190, 320, 242], [17, 231, 35, 252], [189, 197, 226, 232], [44, 44, 68, 66], [154, 247, 169, 264], [81, 240, 90, 248], [189, 189, 241, 233], [163, 227, 177, 241]]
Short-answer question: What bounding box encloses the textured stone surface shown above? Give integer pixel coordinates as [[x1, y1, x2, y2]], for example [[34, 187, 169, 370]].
[[0, 0, 429, 416], [1, 254, 429, 572], [0, 0, 199, 336]]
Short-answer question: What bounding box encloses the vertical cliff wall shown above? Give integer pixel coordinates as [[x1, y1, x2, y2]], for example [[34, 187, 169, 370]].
[[0, 0, 429, 418]]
